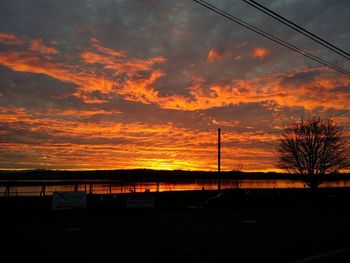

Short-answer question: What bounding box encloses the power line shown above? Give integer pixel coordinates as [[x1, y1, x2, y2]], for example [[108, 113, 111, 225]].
[[317, 109, 350, 119], [242, 0, 350, 61], [194, 0, 350, 76], [333, 110, 349, 118], [193, 0, 350, 76]]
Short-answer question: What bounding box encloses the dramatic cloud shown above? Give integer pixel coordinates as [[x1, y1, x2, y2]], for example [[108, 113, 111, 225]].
[[0, 0, 349, 171]]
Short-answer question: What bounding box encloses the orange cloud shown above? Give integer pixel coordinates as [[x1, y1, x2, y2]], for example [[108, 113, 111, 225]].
[[207, 48, 227, 62], [0, 50, 114, 95], [0, 32, 23, 45], [0, 106, 279, 171], [158, 68, 350, 111], [1, 34, 349, 171], [1, 45, 349, 112], [29, 39, 59, 55], [0, 35, 167, 104], [90, 38, 127, 58], [1, 33, 349, 114], [80, 51, 115, 65], [81, 46, 166, 76], [59, 109, 121, 117], [116, 68, 350, 111], [212, 119, 240, 127], [119, 70, 166, 104], [105, 56, 166, 75], [250, 47, 269, 59]]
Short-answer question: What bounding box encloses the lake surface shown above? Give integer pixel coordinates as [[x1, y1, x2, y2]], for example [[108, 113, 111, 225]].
[[2, 179, 350, 196]]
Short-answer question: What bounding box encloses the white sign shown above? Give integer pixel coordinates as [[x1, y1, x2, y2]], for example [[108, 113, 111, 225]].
[[52, 191, 87, 211], [126, 194, 155, 208]]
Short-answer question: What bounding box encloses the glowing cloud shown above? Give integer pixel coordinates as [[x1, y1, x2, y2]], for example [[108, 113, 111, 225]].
[[207, 48, 227, 62], [250, 47, 269, 59], [1, 35, 349, 112], [29, 39, 59, 55], [1, 17, 349, 173], [0, 33, 167, 104], [0, 32, 22, 45], [0, 105, 279, 171], [90, 38, 127, 58]]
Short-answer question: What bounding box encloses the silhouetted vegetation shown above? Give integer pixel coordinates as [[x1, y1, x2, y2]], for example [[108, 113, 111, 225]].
[[277, 117, 350, 188], [0, 168, 349, 182]]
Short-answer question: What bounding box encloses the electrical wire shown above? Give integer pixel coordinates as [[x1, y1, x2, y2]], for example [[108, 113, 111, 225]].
[[242, 0, 350, 61], [193, 0, 350, 76]]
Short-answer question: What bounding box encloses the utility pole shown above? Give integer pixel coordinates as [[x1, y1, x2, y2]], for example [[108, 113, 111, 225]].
[[218, 128, 221, 190]]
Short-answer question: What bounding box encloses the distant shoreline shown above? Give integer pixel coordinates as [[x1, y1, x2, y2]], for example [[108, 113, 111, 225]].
[[0, 169, 349, 181]]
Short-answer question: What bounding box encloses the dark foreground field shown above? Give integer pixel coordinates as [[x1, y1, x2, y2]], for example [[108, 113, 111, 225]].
[[1, 188, 350, 262]]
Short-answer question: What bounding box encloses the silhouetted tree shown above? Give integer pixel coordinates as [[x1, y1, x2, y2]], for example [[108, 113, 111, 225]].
[[276, 117, 350, 188]]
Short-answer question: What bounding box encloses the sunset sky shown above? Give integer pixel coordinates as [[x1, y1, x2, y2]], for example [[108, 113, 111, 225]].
[[0, 0, 349, 171]]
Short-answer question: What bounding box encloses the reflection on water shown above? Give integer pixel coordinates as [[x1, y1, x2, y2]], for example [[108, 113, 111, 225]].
[[1, 179, 350, 196]]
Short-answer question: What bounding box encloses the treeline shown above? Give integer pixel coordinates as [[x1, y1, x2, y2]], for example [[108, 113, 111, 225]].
[[0, 169, 349, 181]]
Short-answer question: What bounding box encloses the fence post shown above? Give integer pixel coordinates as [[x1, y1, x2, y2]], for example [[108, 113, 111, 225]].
[[40, 184, 46, 197]]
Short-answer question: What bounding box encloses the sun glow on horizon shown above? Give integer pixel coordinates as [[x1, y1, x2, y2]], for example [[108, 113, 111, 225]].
[[132, 159, 208, 171]]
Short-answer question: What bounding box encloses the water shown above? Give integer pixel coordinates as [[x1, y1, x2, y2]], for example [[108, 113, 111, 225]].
[[1, 179, 350, 196]]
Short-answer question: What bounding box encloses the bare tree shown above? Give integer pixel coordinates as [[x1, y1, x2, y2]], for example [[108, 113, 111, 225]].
[[276, 117, 350, 188]]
